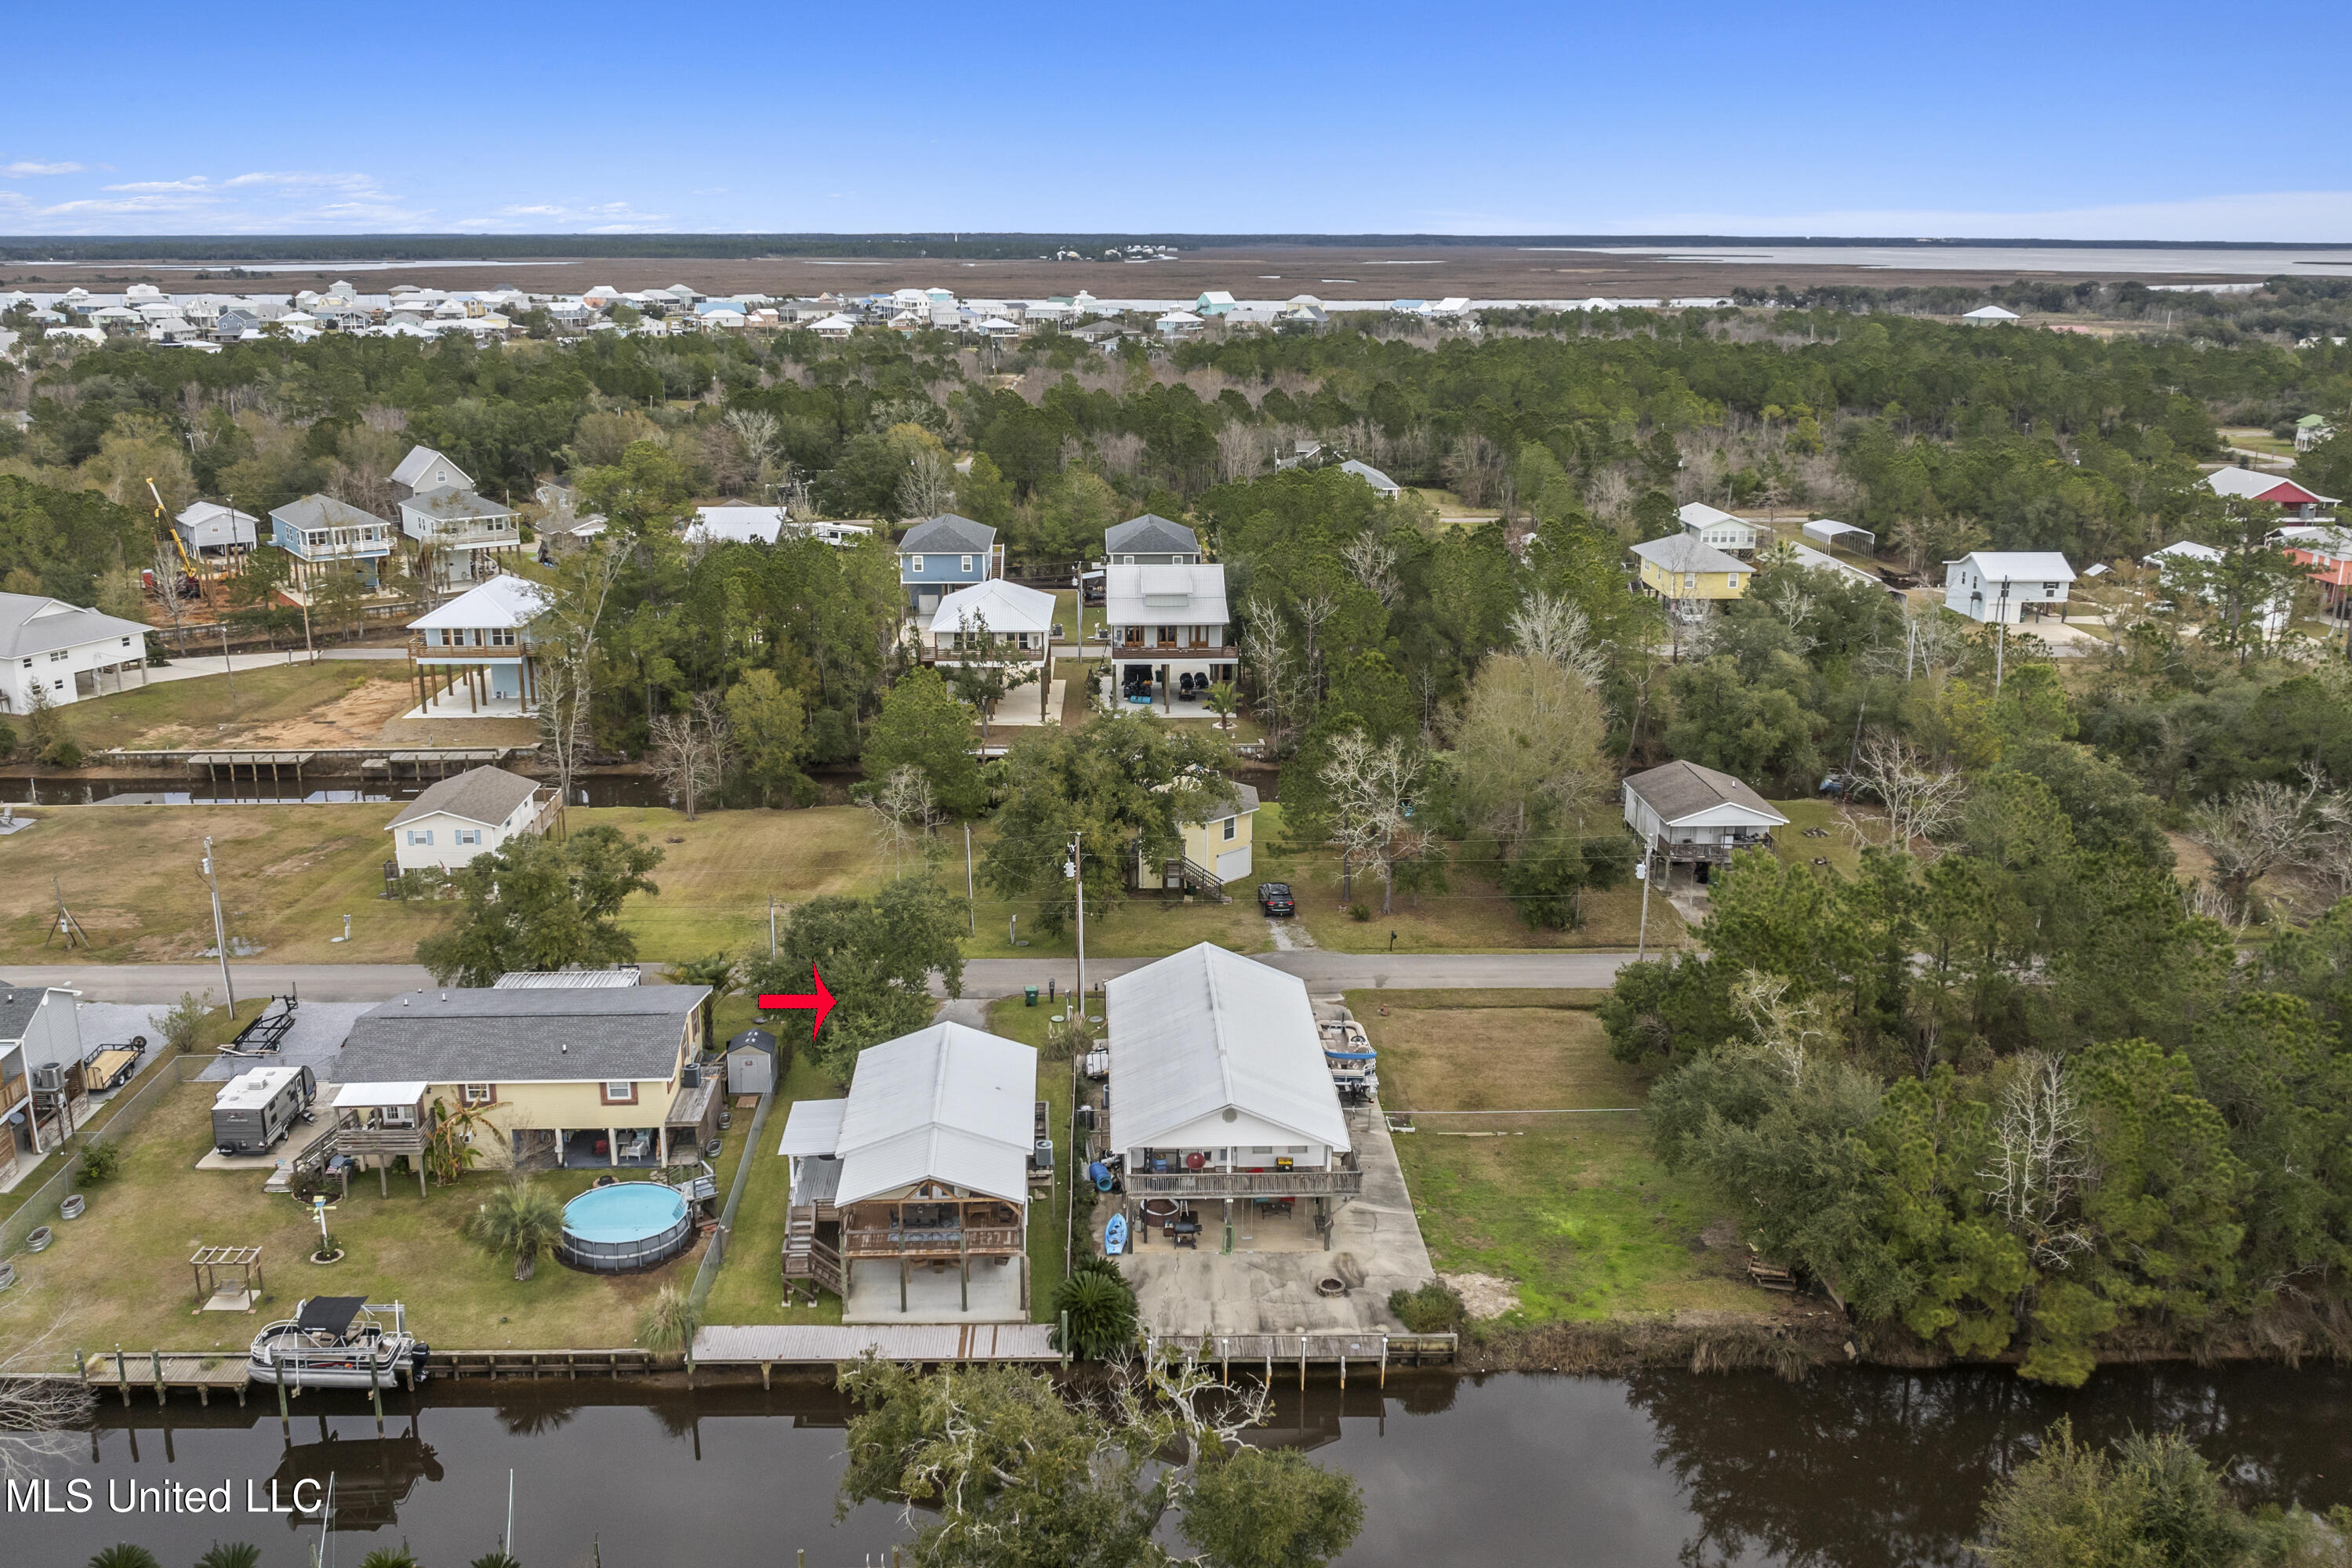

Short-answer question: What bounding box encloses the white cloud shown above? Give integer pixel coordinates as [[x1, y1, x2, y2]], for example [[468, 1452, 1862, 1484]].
[[2, 160, 84, 177], [451, 199, 673, 232]]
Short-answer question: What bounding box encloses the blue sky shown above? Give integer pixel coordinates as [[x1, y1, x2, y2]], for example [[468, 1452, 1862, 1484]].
[[4, 0, 2347, 240]]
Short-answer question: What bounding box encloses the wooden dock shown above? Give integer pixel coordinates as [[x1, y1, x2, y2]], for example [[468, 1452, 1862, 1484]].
[[100, 745, 533, 779], [692, 1323, 1059, 1384], [433, 1348, 664, 1380], [81, 1349, 250, 1406], [1146, 1328, 1457, 1388]]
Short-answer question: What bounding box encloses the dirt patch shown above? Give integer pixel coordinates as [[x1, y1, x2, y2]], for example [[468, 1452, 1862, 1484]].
[[377, 716, 543, 749], [229, 677, 416, 748], [1441, 1271, 1522, 1319], [259, 839, 360, 879]]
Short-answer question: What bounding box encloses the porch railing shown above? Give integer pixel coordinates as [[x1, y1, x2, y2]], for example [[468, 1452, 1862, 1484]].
[[1123, 1169, 1363, 1200], [844, 1225, 1023, 1259]]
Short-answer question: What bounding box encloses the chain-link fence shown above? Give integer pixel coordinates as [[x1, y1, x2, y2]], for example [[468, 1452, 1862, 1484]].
[[1, 1054, 209, 1259]]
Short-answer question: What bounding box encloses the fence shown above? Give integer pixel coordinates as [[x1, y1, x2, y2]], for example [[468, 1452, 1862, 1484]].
[[687, 1086, 776, 1311], [1, 1054, 211, 1259]]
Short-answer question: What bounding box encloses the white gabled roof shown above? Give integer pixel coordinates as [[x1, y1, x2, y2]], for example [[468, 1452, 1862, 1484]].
[[1962, 305, 2021, 320], [1104, 562, 1229, 628], [1949, 550, 2076, 583], [832, 1023, 1036, 1205], [2204, 467, 2336, 505], [1105, 944, 1350, 1155], [0, 592, 151, 661], [1678, 502, 1748, 531], [776, 1097, 848, 1158], [407, 573, 550, 631], [927, 577, 1057, 637]]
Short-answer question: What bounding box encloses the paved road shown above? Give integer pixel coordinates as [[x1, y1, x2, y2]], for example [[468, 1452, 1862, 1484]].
[[2, 952, 1637, 1004]]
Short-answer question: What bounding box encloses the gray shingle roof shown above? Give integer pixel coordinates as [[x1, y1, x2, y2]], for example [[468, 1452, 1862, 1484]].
[[1631, 534, 1745, 575], [400, 485, 514, 521], [1105, 514, 1198, 555], [339, 986, 708, 1083], [0, 986, 49, 1044], [270, 493, 391, 532], [386, 765, 543, 829], [1623, 760, 1785, 825], [0, 592, 151, 661], [898, 514, 995, 553]]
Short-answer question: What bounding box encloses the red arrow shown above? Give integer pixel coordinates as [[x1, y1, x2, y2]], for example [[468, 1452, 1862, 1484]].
[[756, 965, 837, 1040]]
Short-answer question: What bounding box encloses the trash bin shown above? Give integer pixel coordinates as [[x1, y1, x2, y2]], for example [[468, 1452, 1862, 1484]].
[[1025, 986, 1039, 1007]]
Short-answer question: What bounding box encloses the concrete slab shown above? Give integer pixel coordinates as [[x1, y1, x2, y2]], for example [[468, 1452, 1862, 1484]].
[[1121, 1102, 1434, 1338], [843, 1256, 1027, 1325]]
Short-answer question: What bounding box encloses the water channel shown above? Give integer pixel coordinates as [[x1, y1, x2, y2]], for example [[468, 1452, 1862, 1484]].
[[12, 1363, 2350, 1566]]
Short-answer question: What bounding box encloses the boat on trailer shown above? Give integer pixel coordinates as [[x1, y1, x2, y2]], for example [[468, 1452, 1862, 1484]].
[[248, 1297, 427, 1388]]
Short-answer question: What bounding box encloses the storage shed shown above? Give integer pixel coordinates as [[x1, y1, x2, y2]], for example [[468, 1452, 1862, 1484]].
[[726, 1029, 779, 1096]]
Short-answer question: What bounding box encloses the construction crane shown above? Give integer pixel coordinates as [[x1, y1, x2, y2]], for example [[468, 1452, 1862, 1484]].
[[145, 477, 201, 601]]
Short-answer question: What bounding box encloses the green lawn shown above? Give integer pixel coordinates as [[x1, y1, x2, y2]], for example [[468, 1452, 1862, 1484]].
[[1359, 989, 1759, 1323], [698, 995, 845, 1327], [985, 997, 1075, 1316], [1768, 797, 1865, 877]]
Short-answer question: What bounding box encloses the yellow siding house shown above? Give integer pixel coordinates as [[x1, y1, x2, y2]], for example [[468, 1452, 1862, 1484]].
[[1632, 534, 1748, 604]]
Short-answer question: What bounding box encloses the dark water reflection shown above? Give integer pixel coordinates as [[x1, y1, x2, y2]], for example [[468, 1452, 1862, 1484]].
[[13, 1366, 2350, 1566]]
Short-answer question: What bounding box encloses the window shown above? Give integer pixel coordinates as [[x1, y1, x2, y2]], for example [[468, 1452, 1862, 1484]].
[[1726, 574, 1740, 590], [2043, 582, 2059, 594], [49, 650, 67, 662], [1222, 816, 1237, 841], [408, 829, 434, 846], [460, 1083, 495, 1105], [909, 555, 924, 575], [961, 554, 975, 573], [119, 637, 131, 648], [601, 1081, 637, 1105], [455, 829, 481, 846], [490, 627, 516, 646]]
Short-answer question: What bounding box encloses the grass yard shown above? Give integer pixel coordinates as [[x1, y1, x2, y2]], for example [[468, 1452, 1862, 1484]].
[[1359, 989, 1759, 1323], [0, 1076, 728, 1369], [39, 662, 416, 754], [0, 803, 893, 967], [1768, 797, 1867, 879], [984, 996, 1075, 1316], [698, 996, 845, 1328], [0, 804, 457, 964]]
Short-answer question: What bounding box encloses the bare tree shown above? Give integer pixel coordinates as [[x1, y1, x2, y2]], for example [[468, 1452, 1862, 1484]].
[[1339, 530, 1399, 606], [1320, 729, 1432, 915], [1729, 971, 1833, 1089], [1851, 734, 1969, 849], [895, 446, 957, 522], [1981, 1051, 2093, 1270], [942, 609, 1022, 740], [1294, 592, 1338, 716], [858, 763, 939, 877], [0, 1322, 95, 1483], [2188, 775, 2321, 915], [648, 691, 731, 821], [1213, 423, 1274, 484], [1239, 601, 1296, 753], [532, 543, 625, 818], [1508, 588, 1607, 688]]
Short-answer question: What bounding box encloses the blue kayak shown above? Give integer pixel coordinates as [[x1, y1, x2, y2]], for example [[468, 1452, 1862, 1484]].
[[1104, 1212, 1128, 1256]]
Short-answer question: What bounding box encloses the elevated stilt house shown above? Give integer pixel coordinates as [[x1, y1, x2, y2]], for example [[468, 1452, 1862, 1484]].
[[776, 1022, 1037, 1323]]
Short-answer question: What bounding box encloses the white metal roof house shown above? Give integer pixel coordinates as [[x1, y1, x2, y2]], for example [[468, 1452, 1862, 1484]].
[[1338, 459, 1401, 497], [1621, 760, 1790, 873], [684, 504, 785, 546], [385, 764, 557, 873], [406, 575, 550, 717], [1942, 550, 2076, 624], [0, 592, 152, 713], [924, 577, 1057, 659], [1962, 305, 2021, 324], [173, 501, 260, 558], [1678, 502, 1761, 554], [775, 1022, 1038, 1322], [1103, 943, 1360, 1244]]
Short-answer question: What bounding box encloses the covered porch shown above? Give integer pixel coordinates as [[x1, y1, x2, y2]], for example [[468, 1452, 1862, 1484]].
[[840, 1189, 1028, 1321]]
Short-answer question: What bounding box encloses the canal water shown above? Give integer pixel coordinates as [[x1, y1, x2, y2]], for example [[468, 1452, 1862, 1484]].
[[0, 774, 677, 808], [12, 1364, 2350, 1566]]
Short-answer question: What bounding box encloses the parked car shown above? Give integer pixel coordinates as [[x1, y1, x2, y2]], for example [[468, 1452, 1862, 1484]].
[[1258, 882, 1295, 916]]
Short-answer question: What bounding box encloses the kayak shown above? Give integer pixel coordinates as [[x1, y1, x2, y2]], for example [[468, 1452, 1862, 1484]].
[[1105, 1212, 1128, 1256]]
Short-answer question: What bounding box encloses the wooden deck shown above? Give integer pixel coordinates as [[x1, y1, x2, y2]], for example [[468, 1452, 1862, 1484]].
[[82, 1350, 251, 1406], [1146, 1328, 1457, 1385], [693, 1323, 1058, 1377], [1125, 1169, 1365, 1200]]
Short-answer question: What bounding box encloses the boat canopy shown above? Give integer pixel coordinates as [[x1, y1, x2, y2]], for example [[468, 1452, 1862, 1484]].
[[296, 1297, 368, 1334]]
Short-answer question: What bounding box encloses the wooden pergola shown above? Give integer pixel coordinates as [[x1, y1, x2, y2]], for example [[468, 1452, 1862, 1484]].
[[190, 1245, 263, 1307]]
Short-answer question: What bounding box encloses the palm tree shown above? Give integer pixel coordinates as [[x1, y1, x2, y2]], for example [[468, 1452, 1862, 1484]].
[[637, 1282, 702, 1357], [464, 1176, 565, 1280], [194, 1547, 262, 1568], [84, 1548, 159, 1568], [1048, 1260, 1138, 1360], [1202, 681, 1239, 731], [675, 951, 738, 1048], [358, 1549, 420, 1568]]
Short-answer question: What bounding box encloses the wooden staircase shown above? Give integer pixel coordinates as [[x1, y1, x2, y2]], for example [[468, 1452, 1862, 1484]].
[[782, 1214, 844, 1297]]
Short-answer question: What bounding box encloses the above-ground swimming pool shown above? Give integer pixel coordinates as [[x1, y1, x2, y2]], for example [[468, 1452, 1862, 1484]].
[[557, 1182, 695, 1272]]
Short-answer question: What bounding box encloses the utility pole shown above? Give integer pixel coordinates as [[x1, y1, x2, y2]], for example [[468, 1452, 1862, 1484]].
[[1634, 826, 1658, 963], [1069, 831, 1087, 1011], [201, 836, 237, 1012], [768, 894, 777, 958], [1904, 618, 1918, 682], [1994, 579, 2009, 692], [964, 824, 977, 936], [220, 622, 236, 715]]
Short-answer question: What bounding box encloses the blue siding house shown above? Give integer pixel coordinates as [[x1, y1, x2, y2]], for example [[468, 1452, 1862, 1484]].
[[898, 514, 1003, 615], [270, 493, 396, 590]]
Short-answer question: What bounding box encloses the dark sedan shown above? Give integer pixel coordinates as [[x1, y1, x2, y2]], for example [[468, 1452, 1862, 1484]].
[[1258, 882, 1296, 916]]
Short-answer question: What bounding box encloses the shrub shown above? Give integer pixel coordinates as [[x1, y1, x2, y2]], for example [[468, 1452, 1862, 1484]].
[[85, 1547, 160, 1568], [196, 1546, 264, 1568], [159, 991, 212, 1054], [1349, 902, 1371, 922], [75, 1138, 120, 1188], [1048, 1264, 1138, 1359], [0, 719, 15, 758], [637, 1282, 702, 1355], [1388, 1280, 1466, 1333], [43, 738, 83, 769]]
